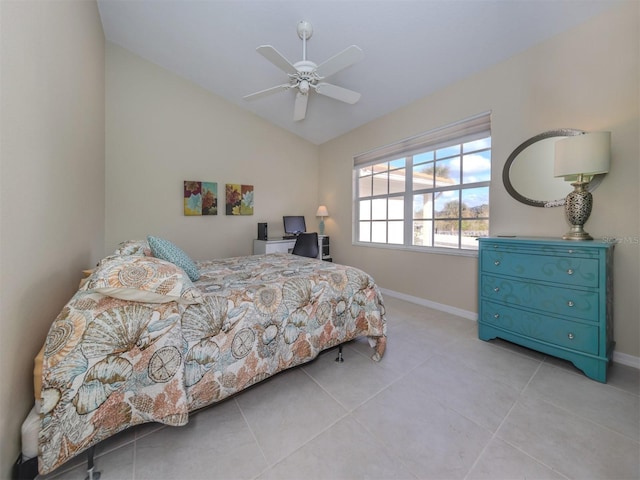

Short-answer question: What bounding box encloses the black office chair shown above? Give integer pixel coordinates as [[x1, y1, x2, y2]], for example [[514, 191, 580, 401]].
[[291, 232, 319, 258]]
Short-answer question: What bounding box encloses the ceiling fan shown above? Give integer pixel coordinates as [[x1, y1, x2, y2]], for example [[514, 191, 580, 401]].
[[244, 20, 363, 122]]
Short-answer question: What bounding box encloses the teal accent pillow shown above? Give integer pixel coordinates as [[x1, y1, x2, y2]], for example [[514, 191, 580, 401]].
[[147, 236, 200, 281]]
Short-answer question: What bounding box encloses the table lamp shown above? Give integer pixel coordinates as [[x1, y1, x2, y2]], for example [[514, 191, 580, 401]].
[[554, 131, 610, 240], [316, 205, 329, 235]]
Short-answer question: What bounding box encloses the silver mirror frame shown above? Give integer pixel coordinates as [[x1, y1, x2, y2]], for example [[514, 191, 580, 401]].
[[502, 129, 605, 207]]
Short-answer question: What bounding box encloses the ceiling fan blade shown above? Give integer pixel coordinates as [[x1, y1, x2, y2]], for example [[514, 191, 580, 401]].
[[243, 83, 290, 101], [314, 83, 361, 104], [315, 45, 363, 78], [256, 45, 298, 75], [293, 92, 308, 121]]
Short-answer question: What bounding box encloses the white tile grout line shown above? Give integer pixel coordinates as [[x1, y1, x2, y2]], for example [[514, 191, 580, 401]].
[[233, 396, 270, 479], [249, 343, 419, 477], [525, 362, 640, 445], [460, 360, 573, 480], [297, 344, 438, 479], [250, 411, 354, 480], [347, 415, 421, 480], [302, 341, 438, 414]]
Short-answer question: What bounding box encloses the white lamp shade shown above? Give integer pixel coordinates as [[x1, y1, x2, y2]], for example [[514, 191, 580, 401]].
[[554, 131, 611, 179], [316, 205, 329, 217]]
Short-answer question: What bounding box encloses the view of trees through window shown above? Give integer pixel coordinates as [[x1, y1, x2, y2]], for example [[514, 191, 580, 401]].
[[356, 134, 491, 251]]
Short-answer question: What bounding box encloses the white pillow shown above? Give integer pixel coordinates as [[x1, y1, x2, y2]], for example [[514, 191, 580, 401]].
[[82, 255, 202, 305]]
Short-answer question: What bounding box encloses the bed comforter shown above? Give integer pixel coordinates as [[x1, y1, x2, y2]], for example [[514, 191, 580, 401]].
[[39, 253, 386, 474]]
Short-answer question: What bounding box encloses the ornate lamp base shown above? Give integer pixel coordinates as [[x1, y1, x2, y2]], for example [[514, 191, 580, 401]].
[[319, 219, 325, 235], [562, 226, 593, 241], [562, 181, 593, 241]]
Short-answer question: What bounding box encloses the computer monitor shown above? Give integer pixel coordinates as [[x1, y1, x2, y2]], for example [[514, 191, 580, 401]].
[[283, 216, 306, 235]]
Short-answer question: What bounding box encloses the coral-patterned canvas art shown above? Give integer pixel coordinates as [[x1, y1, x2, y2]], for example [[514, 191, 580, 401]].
[[184, 181, 217, 216], [225, 183, 254, 215]]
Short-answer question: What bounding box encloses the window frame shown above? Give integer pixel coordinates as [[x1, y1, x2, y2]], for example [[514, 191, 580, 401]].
[[353, 112, 491, 256]]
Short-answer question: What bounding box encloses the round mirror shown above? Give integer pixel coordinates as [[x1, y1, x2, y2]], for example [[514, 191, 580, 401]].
[[503, 129, 605, 207]]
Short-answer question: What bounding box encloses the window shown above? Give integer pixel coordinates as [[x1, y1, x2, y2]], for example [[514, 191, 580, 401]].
[[354, 113, 491, 252]]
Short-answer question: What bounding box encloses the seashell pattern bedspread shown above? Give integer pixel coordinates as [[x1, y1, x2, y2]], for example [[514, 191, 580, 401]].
[[39, 253, 386, 474]]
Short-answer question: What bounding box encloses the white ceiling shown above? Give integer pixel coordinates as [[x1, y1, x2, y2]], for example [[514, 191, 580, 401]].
[[97, 0, 620, 145]]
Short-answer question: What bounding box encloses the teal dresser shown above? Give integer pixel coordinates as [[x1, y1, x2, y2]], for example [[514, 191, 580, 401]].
[[478, 237, 615, 382]]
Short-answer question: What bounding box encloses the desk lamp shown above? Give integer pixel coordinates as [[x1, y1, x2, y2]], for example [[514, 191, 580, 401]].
[[316, 205, 329, 235]]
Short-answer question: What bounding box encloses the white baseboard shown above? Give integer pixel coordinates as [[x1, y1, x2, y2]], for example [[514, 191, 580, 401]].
[[380, 288, 640, 369], [612, 351, 640, 369], [380, 288, 477, 321]]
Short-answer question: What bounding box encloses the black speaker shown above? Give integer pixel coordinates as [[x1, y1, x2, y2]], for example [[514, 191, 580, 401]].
[[257, 222, 268, 240]]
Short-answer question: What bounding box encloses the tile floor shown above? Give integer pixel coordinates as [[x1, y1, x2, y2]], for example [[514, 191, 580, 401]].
[[41, 295, 640, 480]]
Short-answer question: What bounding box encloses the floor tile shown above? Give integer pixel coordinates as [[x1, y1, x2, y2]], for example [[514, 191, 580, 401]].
[[302, 342, 401, 411], [440, 336, 541, 391], [410, 353, 520, 432], [466, 437, 567, 480], [234, 367, 348, 465], [365, 323, 441, 373], [45, 442, 134, 480], [525, 363, 640, 442], [134, 399, 267, 480], [258, 416, 415, 480], [496, 395, 640, 480], [607, 362, 640, 396], [352, 377, 491, 479]]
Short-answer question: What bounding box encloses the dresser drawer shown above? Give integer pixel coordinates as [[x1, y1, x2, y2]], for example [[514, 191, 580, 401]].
[[480, 300, 598, 355], [481, 241, 602, 258], [481, 275, 599, 322], [482, 251, 599, 288]]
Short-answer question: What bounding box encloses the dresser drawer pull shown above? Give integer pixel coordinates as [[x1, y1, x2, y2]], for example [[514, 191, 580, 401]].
[[568, 249, 574, 254], [494, 313, 500, 319], [494, 260, 500, 266], [567, 333, 575, 340], [494, 287, 500, 292], [567, 301, 575, 307], [567, 269, 574, 275]]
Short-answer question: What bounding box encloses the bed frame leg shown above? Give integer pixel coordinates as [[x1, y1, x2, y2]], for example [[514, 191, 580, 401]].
[[84, 446, 101, 480], [335, 345, 344, 362], [11, 454, 37, 480]]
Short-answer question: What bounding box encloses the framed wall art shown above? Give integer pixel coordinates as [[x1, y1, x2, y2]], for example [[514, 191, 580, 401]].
[[225, 183, 254, 215], [184, 181, 217, 215]]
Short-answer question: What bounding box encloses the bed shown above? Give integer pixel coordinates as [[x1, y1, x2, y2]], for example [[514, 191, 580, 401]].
[[34, 239, 387, 475]]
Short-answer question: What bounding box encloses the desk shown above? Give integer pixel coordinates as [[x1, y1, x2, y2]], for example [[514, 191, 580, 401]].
[[253, 236, 331, 261]]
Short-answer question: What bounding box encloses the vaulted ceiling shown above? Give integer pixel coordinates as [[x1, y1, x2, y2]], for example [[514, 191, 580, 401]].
[[97, 0, 621, 145]]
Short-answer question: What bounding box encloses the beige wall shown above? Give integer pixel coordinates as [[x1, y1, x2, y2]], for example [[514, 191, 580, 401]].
[[105, 44, 319, 260], [0, 0, 105, 476], [319, 3, 639, 361]]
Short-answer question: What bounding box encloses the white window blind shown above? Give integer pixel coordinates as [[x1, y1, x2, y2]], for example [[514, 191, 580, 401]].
[[354, 111, 491, 168]]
